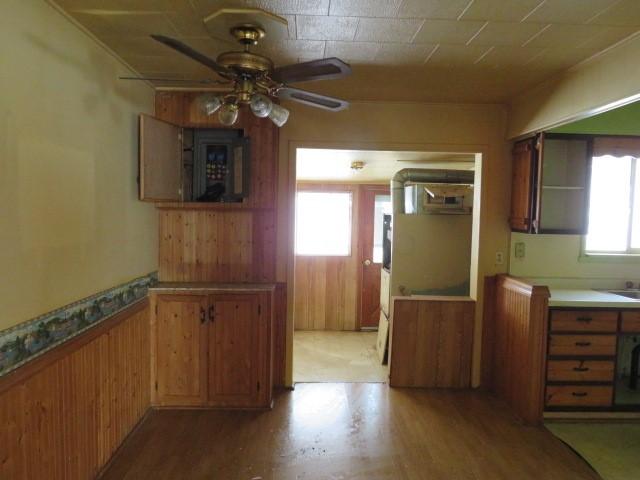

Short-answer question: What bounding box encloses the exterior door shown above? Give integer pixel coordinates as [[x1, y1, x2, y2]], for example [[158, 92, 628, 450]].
[[155, 294, 208, 406], [358, 186, 391, 329], [208, 294, 260, 406]]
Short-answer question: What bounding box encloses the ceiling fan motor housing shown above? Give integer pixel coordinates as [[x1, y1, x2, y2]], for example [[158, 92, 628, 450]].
[[216, 51, 273, 75]]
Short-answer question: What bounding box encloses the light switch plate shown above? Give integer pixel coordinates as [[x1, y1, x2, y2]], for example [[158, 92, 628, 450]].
[[495, 251, 504, 265]]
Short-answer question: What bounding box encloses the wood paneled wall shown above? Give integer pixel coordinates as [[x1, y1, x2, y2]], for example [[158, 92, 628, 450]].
[[158, 209, 276, 283], [389, 298, 475, 388], [154, 92, 287, 386], [293, 183, 364, 331], [0, 301, 150, 479], [492, 275, 550, 425]]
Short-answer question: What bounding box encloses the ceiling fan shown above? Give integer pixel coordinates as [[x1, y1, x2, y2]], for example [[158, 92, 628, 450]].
[[122, 8, 352, 127]]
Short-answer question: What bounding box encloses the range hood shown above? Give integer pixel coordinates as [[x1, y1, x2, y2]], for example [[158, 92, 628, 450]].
[[391, 168, 474, 215]]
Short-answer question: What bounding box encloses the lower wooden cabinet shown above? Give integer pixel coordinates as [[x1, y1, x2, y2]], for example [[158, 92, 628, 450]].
[[152, 290, 273, 409], [155, 294, 208, 406]]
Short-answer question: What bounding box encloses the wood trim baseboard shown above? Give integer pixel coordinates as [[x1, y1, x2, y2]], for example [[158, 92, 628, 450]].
[[0, 298, 149, 395]]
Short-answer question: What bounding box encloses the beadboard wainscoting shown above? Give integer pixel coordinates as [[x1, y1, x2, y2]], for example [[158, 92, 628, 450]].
[[0, 299, 151, 479]]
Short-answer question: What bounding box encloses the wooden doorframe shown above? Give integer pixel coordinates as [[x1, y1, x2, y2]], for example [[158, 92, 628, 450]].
[[356, 185, 390, 330]]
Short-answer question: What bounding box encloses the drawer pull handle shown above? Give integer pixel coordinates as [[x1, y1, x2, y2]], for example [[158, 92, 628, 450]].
[[573, 367, 590, 372], [572, 392, 588, 397], [576, 317, 592, 323], [200, 307, 206, 324], [575, 341, 591, 347]]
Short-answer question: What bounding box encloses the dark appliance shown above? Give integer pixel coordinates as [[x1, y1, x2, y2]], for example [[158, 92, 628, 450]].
[[193, 129, 250, 202], [382, 213, 392, 271]]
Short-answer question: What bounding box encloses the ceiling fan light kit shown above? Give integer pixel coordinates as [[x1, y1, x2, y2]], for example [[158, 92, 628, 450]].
[[249, 93, 273, 118], [123, 8, 351, 127], [268, 103, 290, 127]]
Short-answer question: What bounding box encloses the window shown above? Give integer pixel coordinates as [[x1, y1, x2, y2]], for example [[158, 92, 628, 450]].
[[372, 194, 391, 263], [295, 191, 352, 256], [585, 155, 640, 254]]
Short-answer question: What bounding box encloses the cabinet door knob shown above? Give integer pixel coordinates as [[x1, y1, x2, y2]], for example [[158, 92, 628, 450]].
[[200, 307, 206, 324], [209, 305, 215, 322]]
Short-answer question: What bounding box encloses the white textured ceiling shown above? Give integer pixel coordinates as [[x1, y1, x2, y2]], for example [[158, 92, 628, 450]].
[[296, 149, 475, 183], [51, 0, 640, 102]]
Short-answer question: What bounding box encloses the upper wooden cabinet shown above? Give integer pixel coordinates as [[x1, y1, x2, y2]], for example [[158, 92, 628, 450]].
[[139, 114, 251, 204], [152, 290, 273, 409], [509, 133, 592, 234], [142, 93, 279, 209], [510, 138, 537, 232]]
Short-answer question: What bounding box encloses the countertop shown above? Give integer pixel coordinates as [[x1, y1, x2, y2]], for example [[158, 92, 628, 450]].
[[149, 282, 276, 293], [394, 295, 474, 302], [548, 289, 640, 308]]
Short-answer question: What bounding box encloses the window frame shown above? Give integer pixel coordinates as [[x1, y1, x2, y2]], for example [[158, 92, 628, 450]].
[[582, 149, 640, 258], [294, 187, 354, 257]]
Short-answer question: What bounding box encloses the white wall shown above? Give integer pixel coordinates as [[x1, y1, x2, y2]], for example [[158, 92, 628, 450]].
[[0, 1, 157, 330], [509, 233, 640, 287], [278, 101, 511, 386], [508, 34, 640, 138]]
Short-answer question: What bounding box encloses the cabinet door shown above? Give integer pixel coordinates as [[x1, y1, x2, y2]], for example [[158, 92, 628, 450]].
[[155, 294, 208, 405], [139, 114, 183, 201], [509, 138, 537, 232], [208, 294, 270, 407], [537, 134, 591, 234]]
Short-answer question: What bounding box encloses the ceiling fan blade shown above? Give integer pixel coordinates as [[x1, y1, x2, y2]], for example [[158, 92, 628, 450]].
[[271, 57, 351, 84], [119, 76, 230, 85], [277, 87, 349, 111], [150, 35, 233, 78]]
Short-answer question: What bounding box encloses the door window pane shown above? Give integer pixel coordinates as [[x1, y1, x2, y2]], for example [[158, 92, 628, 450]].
[[372, 194, 391, 263], [295, 191, 352, 256], [585, 155, 632, 252]]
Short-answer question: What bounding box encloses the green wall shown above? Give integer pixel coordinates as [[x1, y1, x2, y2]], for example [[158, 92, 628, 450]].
[[551, 101, 640, 135]]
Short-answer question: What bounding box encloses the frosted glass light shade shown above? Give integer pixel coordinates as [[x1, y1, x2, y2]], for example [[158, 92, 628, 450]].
[[197, 94, 222, 116], [218, 103, 239, 126], [268, 103, 289, 127], [250, 94, 273, 118]]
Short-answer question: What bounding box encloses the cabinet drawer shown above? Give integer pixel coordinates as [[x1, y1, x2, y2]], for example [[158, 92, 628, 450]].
[[547, 360, 614, 382], [550, 310, 617, 332], [546, 386, 612, 407], [622, 311, 640, 332], [548, 334, 616, 356]]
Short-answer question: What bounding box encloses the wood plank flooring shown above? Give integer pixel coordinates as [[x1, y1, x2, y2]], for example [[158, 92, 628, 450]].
[[100, 384, 599, 480]]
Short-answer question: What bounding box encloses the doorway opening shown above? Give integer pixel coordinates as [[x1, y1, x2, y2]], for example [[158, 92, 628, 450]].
[[292, 148, 478, 383]]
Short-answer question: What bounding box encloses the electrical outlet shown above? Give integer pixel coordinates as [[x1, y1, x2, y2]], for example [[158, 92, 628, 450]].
[[514, 242, 526, 259], [495, 251, 504, 265]]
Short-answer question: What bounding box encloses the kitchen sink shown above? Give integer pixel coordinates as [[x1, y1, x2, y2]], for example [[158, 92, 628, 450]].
[[606, 289, 640, 300]]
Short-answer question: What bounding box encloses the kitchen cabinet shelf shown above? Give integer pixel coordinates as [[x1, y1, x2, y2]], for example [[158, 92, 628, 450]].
[[509, 133, 592, 234]]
